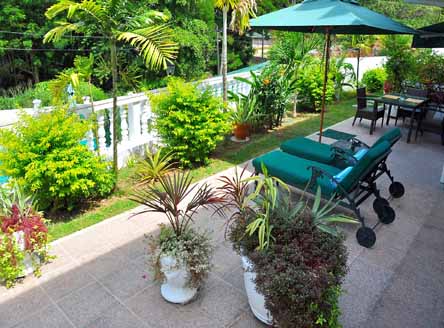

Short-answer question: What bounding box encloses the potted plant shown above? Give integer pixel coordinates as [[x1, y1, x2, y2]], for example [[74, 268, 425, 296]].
[[216, 166, 357, 326], [0, 183, 51, 288], [229, 92, 257, 141], [131, 171, 221, 304]]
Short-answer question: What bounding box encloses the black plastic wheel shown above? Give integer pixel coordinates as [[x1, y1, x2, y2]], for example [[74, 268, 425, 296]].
[[373, 198, 390, 214], [389, 182, 405, 198], [356, 227, 376, 248], [377, 205, 396, 224]]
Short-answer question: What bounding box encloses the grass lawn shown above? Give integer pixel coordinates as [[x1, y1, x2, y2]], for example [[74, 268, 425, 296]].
[[48, 97, 355, 240]]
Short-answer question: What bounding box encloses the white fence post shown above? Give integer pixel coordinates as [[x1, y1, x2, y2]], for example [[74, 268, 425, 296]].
[[32, 99, 41, 110], [97, 113, 107, 154], [120, 106, 129, 144]]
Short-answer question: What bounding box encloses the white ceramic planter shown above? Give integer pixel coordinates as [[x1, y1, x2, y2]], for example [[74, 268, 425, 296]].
[[13, 231, 40, 277], [241, 256, 273, 325], [159, 255, 197, 304]]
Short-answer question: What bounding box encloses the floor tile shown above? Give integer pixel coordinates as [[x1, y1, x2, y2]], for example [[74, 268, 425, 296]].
[[85, 302, 147, 328], [11, 304, 74, 328], [0, 286, 51, 328], [56, 282, 119, 327]]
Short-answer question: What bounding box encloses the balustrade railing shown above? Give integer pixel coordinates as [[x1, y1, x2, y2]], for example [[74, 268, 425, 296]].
[[62, 70, 254, 167]]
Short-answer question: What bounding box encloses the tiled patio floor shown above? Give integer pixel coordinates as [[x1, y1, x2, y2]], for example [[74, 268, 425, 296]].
[[1, 118, 444, 328]]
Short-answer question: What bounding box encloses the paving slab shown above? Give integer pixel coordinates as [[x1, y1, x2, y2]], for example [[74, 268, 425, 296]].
[[1, 117, 443, 327]]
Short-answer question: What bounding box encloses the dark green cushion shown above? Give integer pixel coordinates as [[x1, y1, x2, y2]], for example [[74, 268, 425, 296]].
[[374, 128, 401, 147], [281, 137, 335, 164], [341, 140, 391, 190], [252, 150, 341, 194]]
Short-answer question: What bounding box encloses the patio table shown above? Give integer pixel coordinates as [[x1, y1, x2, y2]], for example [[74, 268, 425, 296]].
[[375, 93, 428, 143]]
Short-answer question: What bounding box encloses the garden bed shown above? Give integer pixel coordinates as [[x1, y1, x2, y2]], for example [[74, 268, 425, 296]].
[[48, 97, 355, 241]]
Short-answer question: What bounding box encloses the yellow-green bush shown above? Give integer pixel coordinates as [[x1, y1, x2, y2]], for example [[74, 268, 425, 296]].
[[150, 78, 230, 168], [0, 108, 114, 212]]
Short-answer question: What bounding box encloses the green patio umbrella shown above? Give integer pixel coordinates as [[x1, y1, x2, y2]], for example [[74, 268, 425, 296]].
[[250, 0, 417, 141], [413, 22, 444, 48]]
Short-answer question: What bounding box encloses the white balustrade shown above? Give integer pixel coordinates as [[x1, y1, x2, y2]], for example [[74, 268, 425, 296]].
[[97, 113, 107, 154], [32, 99, 41, 110], [4, 69, 257, 168], [120, 106, 129, 144]]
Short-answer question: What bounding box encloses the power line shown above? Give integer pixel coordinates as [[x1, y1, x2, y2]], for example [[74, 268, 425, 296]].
[[0, 47, 93, 52], [0, 47, 134, 53], [0, 30, 108, 39]]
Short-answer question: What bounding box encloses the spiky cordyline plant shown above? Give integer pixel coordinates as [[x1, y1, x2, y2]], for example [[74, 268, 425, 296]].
[[131, 171, 221, 237], [214, 165, 255, 238]]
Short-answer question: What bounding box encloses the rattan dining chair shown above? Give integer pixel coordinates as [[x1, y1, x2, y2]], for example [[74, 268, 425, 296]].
[[353, 87, 385, 134]]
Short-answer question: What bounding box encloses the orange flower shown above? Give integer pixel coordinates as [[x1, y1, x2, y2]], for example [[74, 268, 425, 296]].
[[263, 79, 270, 85]]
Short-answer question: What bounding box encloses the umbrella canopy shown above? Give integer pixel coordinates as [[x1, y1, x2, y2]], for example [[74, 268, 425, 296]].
[[413, 22, 444, 48], [250, 0, 417, 35], [250, 0, 417, 141]]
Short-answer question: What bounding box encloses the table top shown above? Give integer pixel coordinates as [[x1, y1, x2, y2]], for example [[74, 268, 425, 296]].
[[375, 93, 428, 108]]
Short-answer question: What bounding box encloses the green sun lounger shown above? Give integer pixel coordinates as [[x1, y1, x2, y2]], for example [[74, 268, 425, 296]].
[[280, 128, 405, 199], [252, 140, 395, 248], [281, 128, 401, 166]]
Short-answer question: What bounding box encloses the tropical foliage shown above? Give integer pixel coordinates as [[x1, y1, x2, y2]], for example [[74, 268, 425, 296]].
[[296, 58, 335, 111], [150, 78, 230, 168], [44, 0, 178, 174], [134, 149, 175, 186], [214, 0, 257, 102], [0, 107, 115, 212], [362, 67, 387, 93], [0, 183, 51, 288], [216, 166, 356, 326], [132, 168, 218, 288]]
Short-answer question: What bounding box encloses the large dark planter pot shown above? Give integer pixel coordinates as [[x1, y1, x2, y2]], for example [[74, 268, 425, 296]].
[[233, 123, 250, 140]]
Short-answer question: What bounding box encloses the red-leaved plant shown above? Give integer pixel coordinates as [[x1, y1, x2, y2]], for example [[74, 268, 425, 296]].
[[1, 204, 48, 251], [0, 183, 51, 287]]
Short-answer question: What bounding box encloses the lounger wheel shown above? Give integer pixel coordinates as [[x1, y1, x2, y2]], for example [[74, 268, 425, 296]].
[[377, 205, 396, 224], [373, 198, 389, 214], [356, 227, 376, 248], [389, 182, 405, 198]]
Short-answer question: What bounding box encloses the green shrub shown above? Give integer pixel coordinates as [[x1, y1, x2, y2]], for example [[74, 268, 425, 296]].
[[297, 60, 335, 111], [0, 81, 108, 110], [362, 68, 387, 93], [150, 78, 230, 168], [0, 108, 115, 212], [238, 65, 296, 130]]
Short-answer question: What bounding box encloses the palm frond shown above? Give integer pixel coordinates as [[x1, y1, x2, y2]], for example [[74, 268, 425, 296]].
[[117, 24, 178, 70], [46, 0, 108, 21], [127, 11, 170, 30], [230, 0, 257, 34], [43, 21, 82, 43]]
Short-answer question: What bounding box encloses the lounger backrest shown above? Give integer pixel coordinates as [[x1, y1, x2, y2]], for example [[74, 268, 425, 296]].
[[373, 128, 401, 147], [341, 141, 391, 191]]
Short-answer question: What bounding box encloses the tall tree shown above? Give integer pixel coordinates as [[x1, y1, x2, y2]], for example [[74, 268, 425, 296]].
[[44, 0, 178, 177], [214, 0, 257, 103]]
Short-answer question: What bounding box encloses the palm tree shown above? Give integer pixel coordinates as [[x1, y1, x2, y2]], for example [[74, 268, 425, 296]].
[[214, 0, 257, 104], [44, 0, 178, 176]]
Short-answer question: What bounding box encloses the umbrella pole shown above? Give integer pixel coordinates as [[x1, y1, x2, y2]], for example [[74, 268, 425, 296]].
[[319, 30, 331, 143]]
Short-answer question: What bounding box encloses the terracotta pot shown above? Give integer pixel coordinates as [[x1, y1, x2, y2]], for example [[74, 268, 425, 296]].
[[233, 123, 250, 140], [383, 81, 393, 94]]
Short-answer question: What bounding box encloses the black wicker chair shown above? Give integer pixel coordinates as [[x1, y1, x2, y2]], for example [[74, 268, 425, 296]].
[[353, 87, 385, 134], [395, 87, 428, 126]]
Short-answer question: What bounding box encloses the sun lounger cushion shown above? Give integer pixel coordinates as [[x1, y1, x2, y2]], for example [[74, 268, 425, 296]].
[[341, 140, 391, 190], [280, 128, 401, 166], [252, 150, 341, 193], [374, 128, 401, 147], [281, 137, 335, 163], [353, 149, 368, 160]]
